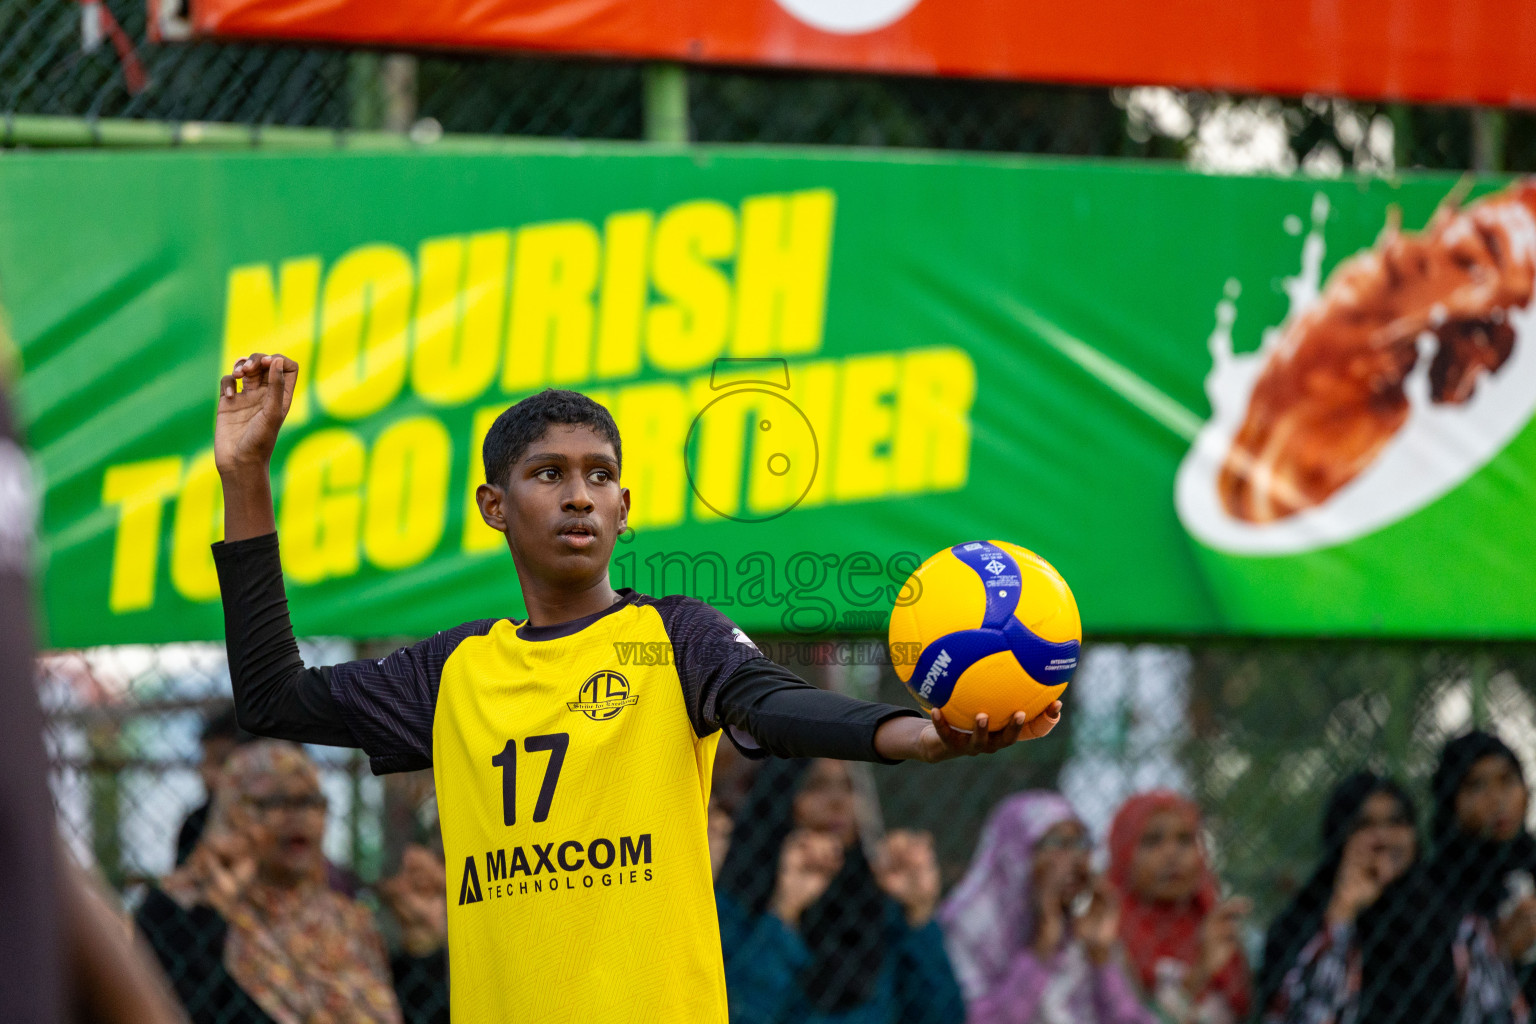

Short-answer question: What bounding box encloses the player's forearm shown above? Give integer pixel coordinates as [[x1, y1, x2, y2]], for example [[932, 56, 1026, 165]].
[[715, 659, 922, 763], [219, 463, 276, 543], [872, 715, 931, 762], [212, 533, 356, 746]]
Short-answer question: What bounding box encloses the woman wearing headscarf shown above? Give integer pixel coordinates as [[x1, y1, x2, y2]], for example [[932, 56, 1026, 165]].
[[1255, 772, 1419, 1024], [1106, 791, 1250, 1024], [1418, 730, 1536, 1024], [135, 740, 448, 1024], [939, 790, 1153, 1024], [714, 757, 965, 1024]]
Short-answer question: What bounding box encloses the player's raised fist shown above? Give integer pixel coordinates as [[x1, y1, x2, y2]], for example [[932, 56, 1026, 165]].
[[216, 352, 299, 475]]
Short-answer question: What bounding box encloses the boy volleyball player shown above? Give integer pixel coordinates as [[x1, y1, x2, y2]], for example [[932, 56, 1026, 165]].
[[213, 353, 1062, 1022]]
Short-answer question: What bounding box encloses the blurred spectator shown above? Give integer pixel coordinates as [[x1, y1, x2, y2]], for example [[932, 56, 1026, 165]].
[[1, 386, 184, 1023], [1107, 791, 1251, 1024], [0, 386, 63, 1019], [135, 740, 447, 1024], [377, 845, 450, 1024], [64, 857, 187, 1024], [1255, 772, 1419, 1024], [939, 791, 1153, 1024], [1422, 731, 1536, 1023], [176, 706, 361, 896], [715, 757, 964, 1024], [176, 703, 256, 866]]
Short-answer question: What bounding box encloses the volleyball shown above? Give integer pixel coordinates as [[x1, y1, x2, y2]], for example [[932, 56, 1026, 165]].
[[889, 540, 1081, 731]]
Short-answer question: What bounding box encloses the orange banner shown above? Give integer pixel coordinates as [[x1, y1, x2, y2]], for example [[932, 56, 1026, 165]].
[[177, 0, 1536, 107]]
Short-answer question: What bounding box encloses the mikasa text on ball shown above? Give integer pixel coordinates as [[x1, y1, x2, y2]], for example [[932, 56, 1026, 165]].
[[889, 540, 1080, 730]]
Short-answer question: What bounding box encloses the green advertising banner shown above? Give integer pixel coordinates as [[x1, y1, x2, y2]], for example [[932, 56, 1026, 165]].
[[2, 147, 1533, 647]]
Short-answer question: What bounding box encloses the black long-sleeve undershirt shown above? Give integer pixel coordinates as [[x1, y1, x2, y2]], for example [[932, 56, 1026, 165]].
[[213, 534, 920, 767]]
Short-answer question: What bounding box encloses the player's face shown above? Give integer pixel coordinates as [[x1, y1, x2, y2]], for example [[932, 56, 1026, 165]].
[[1032, 820, 1091, 906], [1129, 809, 1202, 903], [793, 759, 858, 848], [1456, 754, 1529, 842], [244, 773, 328, 885], [496, 424, 629, 587]]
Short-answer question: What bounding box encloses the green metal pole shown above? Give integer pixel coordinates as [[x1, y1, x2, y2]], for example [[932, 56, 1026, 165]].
[[350, 53, 383, 132], [88, 724, 124, 889], [0, 114, 632, 152], [349, 749, 367, 880], [1470, 651, 1491, 729], [1388, 103, 1412, 171], [643, 63, 690, 145], [1472, 108, 1507, 174]]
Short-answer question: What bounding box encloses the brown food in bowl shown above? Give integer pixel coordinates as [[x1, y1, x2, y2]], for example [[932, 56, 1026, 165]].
[[1219, 181, 1536, 524]]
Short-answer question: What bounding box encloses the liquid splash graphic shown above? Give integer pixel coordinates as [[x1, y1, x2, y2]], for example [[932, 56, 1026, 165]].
[[1177, 182, 1536, 555]]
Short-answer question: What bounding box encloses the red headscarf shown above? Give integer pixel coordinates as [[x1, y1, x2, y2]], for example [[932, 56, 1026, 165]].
[[1107, 791, 1251, 1018]]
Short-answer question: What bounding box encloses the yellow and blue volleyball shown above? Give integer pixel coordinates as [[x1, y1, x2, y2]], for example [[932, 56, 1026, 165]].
[[889, 540, 1080, 731]]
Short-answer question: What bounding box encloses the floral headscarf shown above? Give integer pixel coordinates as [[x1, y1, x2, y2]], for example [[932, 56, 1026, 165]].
[[162, 741, 401, 1024], [937, 791, 1080, 1001], [1107, 790, 1251, 1018]]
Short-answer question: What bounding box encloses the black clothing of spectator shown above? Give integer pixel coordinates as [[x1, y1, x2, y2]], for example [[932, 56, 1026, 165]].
[[0, 388, 63, 1021], [136, 887, 447, 1024], [1421, 731, 1536, 1022], [1257, 772, 1445, 1024]]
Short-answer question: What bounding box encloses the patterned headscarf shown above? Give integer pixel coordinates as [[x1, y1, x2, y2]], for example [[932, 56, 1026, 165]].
[[1107, 790, 1251, 1018], [162, 740, 401, 1024], [937, 791, 1080, 1001]]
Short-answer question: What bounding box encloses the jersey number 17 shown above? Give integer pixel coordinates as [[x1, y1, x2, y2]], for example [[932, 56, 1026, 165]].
[[490, 733, 569, 825]]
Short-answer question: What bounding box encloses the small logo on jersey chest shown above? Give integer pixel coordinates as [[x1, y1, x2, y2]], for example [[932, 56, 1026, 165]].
[[567, 670, 638, 721]]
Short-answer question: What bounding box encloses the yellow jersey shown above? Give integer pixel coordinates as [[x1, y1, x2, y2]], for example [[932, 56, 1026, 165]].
[[328, 589, 766, 1023]]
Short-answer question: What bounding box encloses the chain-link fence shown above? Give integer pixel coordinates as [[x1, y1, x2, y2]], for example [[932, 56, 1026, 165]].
[[10, 0, 1536, 1018], [38, 631, 1536, 1022], [7, 0, 1536, 173]]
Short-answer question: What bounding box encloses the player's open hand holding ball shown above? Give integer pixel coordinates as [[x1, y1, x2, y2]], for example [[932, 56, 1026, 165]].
[[770, 829, 844, 928], [874, 829, 941, 926], [882, 538, 1077, 762]]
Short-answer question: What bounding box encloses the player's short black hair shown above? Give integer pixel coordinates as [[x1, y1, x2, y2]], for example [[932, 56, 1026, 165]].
[[482, 389, 623, 488]]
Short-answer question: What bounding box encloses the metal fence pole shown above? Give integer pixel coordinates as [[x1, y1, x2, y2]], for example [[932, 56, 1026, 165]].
[[1472, 107, 1507, 174], [1471, 650, 1491, 729], [643, 62, 690, 144], [350, 748, 367, 880], [87, 721, 125, 888], [381, 55, 420, 134], [1389, 103, 1412, 169], [350, 53, 384, 131]]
